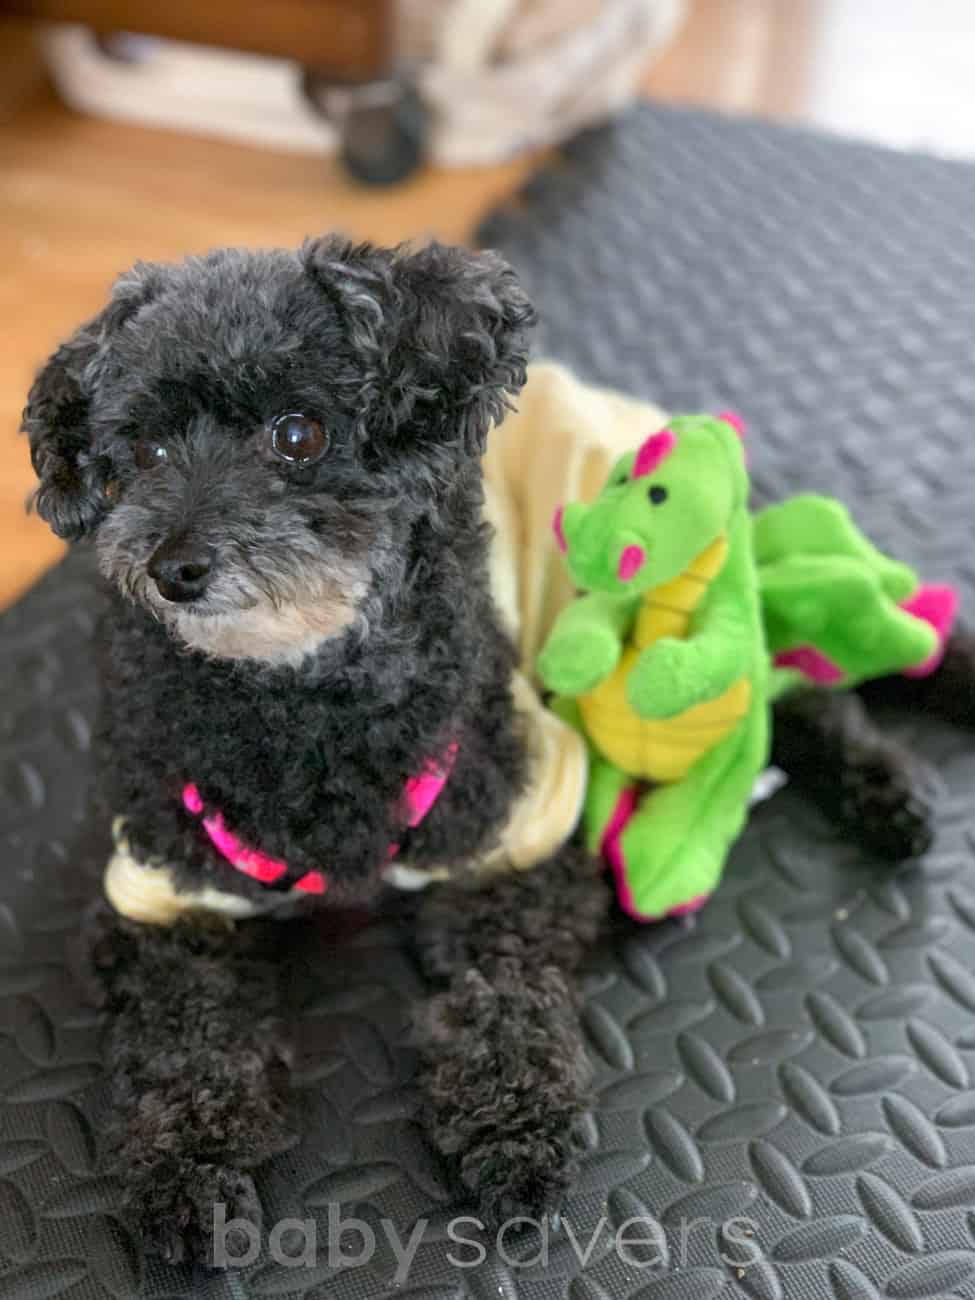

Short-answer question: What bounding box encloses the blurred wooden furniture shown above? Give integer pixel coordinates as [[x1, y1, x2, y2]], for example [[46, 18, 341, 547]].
[[0, 0, 394, 77], [0, 0, 431, 184]]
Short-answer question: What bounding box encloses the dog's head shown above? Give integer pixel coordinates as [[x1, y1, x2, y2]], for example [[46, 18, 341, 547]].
[[24, 238, 534, 664]]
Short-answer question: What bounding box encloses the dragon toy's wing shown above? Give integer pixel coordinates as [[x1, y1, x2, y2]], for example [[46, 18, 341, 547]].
[[753, 495, 944, 684], [760, 554, 938, 684], [753, 495, 917, 600]]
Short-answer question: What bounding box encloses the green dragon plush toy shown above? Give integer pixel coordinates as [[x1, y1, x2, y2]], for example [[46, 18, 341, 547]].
[[538, 413, 957, 921]]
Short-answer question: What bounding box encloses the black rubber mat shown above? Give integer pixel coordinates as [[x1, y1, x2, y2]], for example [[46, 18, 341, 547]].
[[4, 103, 975, 1299]]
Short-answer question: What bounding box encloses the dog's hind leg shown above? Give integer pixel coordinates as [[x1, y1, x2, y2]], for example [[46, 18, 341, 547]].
[[772, 687, 936, 861], [76, 903, 295, 1266], [857, 626, 975, 728], [413, 846, 608, 1222], [772, 627, 975, 861]]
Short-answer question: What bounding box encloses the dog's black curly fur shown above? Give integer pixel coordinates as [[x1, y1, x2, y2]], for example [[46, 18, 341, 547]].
[[415, 847, 608, 1220], [23, 234, 975, 1265], [24, 237, 534, 903], [772, 627, 975, 862], [23, 236, 558, 1256], [75, 904, 294, 1265], [772, 688, 937, 861], [857, 626, 975, 728]]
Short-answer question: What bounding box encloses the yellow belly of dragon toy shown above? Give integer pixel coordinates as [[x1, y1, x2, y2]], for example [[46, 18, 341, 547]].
[[578, 536, 751, 781]]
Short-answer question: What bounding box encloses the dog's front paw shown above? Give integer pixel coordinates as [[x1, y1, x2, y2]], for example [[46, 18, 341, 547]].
[[460, 1129, 579, 1225], [132, 1158, 263, 1268], [418, 963, 590, 1227]]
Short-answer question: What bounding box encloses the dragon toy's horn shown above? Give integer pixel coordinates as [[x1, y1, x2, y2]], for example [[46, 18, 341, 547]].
[[717, 410, 747, 438], [632, 428, 677, 479]]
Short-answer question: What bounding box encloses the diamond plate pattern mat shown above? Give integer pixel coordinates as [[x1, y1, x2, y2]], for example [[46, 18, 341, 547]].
[[3, 103, 975, 1298]]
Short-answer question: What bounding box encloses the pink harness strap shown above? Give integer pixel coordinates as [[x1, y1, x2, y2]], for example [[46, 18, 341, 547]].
[[183, 741, 458, 896]]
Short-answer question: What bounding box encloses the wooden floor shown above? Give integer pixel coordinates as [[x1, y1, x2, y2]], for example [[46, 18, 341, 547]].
[[1, 0, 972, 606]]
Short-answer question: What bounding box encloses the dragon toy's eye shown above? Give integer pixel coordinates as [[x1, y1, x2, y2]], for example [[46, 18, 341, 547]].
[[270, 414, 329, 465], [648, 485, 668, 505], [134, 440, 169, 470]]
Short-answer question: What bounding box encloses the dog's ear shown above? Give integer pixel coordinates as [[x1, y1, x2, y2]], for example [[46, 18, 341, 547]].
[[302, 237, 536, 459], [23, 263, 164, 540]]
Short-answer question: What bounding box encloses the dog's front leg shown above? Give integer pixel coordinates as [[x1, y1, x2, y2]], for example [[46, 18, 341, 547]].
[[413, 846, 607, 1222], [77, 904, 295, 1266]]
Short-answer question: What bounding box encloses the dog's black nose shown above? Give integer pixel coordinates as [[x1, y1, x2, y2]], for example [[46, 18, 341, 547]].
[[147, 538, 214, 603]]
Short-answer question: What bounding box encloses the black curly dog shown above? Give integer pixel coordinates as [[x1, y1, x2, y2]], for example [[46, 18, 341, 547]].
[[23, 236, 975, 1264]]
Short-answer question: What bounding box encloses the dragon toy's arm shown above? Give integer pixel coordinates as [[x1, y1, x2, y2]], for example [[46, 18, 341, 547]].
[[537, 591, 639, 697], [627, 513, 757, 720]]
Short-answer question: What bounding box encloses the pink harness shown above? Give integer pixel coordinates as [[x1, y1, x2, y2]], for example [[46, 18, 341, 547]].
[[182, 742, 458, 896]]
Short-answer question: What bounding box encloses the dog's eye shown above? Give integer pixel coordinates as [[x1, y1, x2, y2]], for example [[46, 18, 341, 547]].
[[270, 414, 329, 465], [134, 440, 168, 470]]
